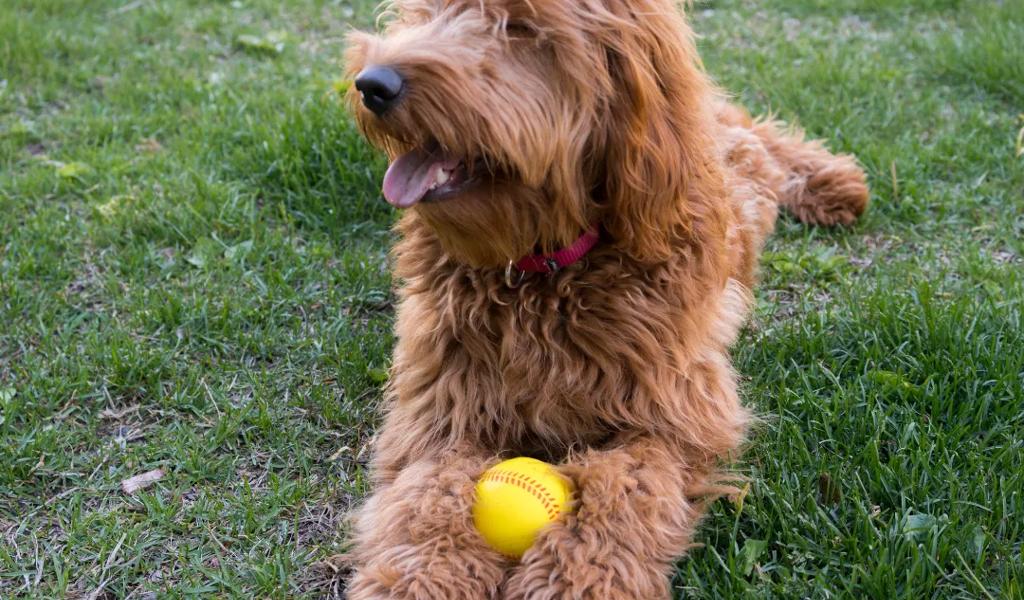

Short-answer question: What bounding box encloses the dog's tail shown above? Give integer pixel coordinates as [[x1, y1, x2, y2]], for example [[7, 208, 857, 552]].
[[719, 103, 870, 226]]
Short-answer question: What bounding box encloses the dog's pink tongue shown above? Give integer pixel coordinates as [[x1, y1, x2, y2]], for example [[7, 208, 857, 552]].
[[382, 148, 451, 208]]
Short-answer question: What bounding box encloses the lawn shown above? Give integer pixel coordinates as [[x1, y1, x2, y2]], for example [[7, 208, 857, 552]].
[[0, 0, 1021, 598]]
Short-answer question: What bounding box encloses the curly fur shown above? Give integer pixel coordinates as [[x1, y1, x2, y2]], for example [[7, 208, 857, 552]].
[[342, 0, 868, 597]]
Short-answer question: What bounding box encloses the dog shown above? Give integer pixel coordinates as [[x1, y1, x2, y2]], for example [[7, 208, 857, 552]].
[[342, 0, 868, 597]]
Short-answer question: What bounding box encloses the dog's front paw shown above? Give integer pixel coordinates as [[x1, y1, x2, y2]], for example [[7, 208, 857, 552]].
[[346, 451, 506, 600], [503, 521, 584, 600], [503, 447, 695, 600], [348, 547, 503, 600], [346, 560, 403, 600], [503, 516, 670, 600]]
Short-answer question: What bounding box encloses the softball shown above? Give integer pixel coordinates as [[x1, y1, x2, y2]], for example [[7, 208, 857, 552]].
[[472, 457, 575, 559]]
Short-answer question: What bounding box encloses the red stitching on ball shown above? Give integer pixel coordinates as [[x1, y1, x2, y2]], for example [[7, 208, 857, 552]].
[[481, 469, 562, 520]]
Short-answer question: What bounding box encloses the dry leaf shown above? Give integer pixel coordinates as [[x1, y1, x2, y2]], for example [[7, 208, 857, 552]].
[[134, 138, 163, 153], [121, 469, 164, 494]]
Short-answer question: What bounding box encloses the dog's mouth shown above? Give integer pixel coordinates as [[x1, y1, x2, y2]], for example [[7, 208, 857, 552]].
[[382, 140, 476, 208]]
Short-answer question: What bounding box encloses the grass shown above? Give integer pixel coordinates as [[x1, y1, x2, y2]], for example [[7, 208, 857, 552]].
[[0, 0, 1020, 598]]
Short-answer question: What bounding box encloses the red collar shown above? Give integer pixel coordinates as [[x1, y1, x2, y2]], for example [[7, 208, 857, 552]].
[[513, 223, 601, 275]]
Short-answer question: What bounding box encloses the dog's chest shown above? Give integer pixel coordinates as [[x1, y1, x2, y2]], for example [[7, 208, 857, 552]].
[[394, 273, 689, 453], [467, 315, 630, 452]]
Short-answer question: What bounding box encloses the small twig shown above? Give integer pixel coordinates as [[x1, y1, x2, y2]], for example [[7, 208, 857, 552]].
[[205, 521, 231, 555], [327, 446, 351, 462], [33, 536, 43, 588], [954, 549, 996, 600], [88, 532, 127, 600], [202, 379, 222, 417], [109, 0, 146, 14], [99, 404, 140, 420], [890, 160, 899, 200], [1015, 120, 1023, 157], [103, 533, 128, 572]]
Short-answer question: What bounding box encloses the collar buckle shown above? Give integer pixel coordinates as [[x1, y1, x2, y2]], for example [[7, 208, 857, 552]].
[[505, 261, 526, 289]]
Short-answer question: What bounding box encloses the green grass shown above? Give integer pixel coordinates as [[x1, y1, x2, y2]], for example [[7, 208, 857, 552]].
[[0, 0, 1020, 598]]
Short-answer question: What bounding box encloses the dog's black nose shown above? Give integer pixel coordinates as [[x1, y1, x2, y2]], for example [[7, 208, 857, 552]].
[[354, 66, 404, 116]]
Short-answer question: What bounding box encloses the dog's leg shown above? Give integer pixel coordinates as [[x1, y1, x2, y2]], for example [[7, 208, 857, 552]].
[[503, 437, 713, 600], [347, 446, 507, 600], [718, 102, 869, 227], [755, 118, 869, 226]]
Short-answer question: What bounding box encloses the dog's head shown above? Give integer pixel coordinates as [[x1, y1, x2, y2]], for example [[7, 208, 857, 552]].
[[346, 0, 717, 267]]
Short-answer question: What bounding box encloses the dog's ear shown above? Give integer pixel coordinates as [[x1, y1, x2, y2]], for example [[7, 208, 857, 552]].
[[589, 0, 721, 261]]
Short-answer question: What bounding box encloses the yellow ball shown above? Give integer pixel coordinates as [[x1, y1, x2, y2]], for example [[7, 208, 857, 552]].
[[473, 457, 575, 559]]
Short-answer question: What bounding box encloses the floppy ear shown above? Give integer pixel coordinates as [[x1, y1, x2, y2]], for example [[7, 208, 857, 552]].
[[592, 0, 722, 261]]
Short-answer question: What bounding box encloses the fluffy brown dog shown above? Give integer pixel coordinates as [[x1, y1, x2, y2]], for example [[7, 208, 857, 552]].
[[342, 0, 868, 598]]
